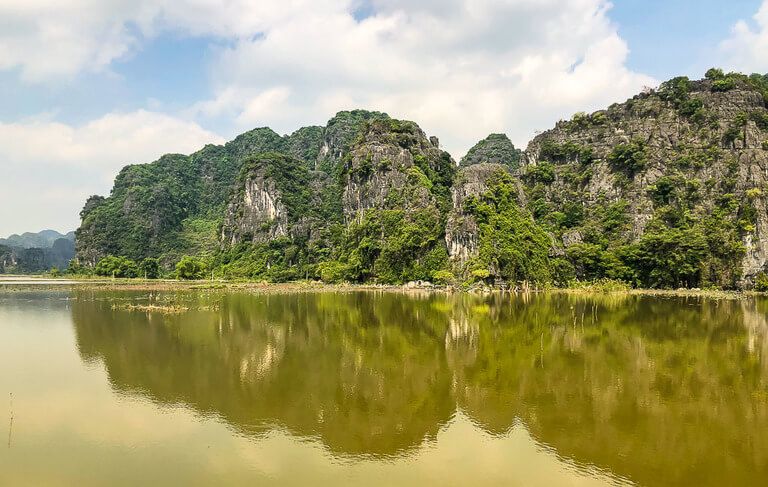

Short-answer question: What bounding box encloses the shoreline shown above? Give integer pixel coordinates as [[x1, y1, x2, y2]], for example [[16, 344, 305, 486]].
[[0, 276, 761, 299]]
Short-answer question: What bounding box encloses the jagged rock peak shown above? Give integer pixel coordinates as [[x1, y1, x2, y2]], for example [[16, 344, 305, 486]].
[[339, 117, 455, 223]]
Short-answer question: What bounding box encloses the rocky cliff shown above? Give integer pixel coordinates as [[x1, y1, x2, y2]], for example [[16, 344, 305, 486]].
[[340, 118, 454, 222], [445, 163, 506, 262], [520, 72, 768, 288], [216, 116, 455, 283], [76, 70, 768, 288], [445, 71, 768, 288], [76, 111, 386, 265]]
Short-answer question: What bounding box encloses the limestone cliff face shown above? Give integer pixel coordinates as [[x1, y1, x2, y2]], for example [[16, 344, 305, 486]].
[[219, 152, 318, 247], [340, 119, 452, 224], [521, 77, 768, 287], [221, 171, 290, 245], [316, 110, 389, 174], [445, 164, 508, 263]]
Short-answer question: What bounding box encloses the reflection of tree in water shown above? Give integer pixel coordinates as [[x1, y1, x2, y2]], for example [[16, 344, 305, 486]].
[[452, 294, 768, 486], [72, 291, 768, 484], [73, 291, 454, 457]]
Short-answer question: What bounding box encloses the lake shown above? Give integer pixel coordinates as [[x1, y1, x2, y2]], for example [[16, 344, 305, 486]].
[[0, 289, 766, 485]]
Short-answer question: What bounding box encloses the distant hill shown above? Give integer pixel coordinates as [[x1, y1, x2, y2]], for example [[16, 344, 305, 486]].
[[0, 229, 75, 249], [0, 230, 76, 273]]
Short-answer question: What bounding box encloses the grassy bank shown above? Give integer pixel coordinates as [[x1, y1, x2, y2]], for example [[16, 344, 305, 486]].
[[0, 275, 762, 300]]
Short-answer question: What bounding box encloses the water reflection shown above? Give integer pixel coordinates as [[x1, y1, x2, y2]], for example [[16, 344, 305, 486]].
[[71, 291, 768, 485]]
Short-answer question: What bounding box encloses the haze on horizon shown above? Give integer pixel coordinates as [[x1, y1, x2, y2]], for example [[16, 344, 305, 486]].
[[1, 0, 767, 237]]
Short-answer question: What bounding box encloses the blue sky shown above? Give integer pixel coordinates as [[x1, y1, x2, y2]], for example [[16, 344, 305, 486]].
[[611, 0, 762, 77], [1, 0, 767, 236]]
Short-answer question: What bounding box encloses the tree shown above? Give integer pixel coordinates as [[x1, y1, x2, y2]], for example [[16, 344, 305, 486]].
[[175, 256, 207, 280], [139, 258, 161, 279], [466, 169, 553, 284], [95, 256, 139, 278]]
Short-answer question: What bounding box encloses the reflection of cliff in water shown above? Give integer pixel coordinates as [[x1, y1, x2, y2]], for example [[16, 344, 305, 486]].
[[72, 291, 768, 485]]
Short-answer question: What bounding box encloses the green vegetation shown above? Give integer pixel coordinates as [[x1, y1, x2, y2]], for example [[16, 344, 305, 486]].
[[464, 169, 553, 285], [539, 140, 595, 164], [139, 258, 161, 279], [608, 139, 647, 174], [95, 256, 139, 278], [460, 133, 523, 170], [73, 72, 768, 289], [176, 256, 208, 280]]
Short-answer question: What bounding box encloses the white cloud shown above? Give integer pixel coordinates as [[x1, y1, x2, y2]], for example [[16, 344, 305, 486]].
[[0, 0, 658, 234], [0, 111, 223, 236], [720, 1, 768, 73], [1, 0, 654, 152], [188, 0, 655, 154], [0, 0, 351, 82]]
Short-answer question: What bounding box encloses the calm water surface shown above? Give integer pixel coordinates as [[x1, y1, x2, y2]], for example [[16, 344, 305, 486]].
[[1, 289, 767, 485]]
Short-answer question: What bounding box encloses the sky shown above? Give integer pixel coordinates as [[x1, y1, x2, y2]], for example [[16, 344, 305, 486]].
[[1, 0, 768, 237]]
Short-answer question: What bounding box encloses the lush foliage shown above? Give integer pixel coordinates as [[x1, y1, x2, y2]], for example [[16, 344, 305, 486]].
[[139, 258, 161, 279], [175, 256, 208, 280], [608, 140, 647, 174], [460, 133, 523, 170], [95, 256, 139, 278], [73, 74, 768, 289], [464, 170, 553, 285]]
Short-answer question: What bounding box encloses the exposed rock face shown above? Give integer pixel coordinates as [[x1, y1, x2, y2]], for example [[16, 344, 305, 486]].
[[340, 119, 452, 223], [316, 110, 389, 174], [221, 171, 289, 245], [75, 75, 768, 288], [445, 164, 508, 263], [460, 133, 523, 170], [220, 153, 312, 245], [521, 77, 768, 287]]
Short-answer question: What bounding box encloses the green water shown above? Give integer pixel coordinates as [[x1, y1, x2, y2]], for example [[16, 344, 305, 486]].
[[1, 290, 767, 485]]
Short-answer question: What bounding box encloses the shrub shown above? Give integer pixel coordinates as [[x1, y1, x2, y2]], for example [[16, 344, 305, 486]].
[[526, 162, 556, 184], [755, 272, 768, 292], [175, 256, 208, 280], [470, 268, 491, 281], [705, 68, 725, 80], [139, 258, 161, 279], [95, 256, 138, 278], [608, 140, 647, 174], [712, 78, 737, 92], [431, 270, 455, 285]]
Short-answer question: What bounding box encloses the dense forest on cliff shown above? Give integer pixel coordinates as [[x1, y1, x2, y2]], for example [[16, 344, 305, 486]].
[[73, 70, 768, 289]]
